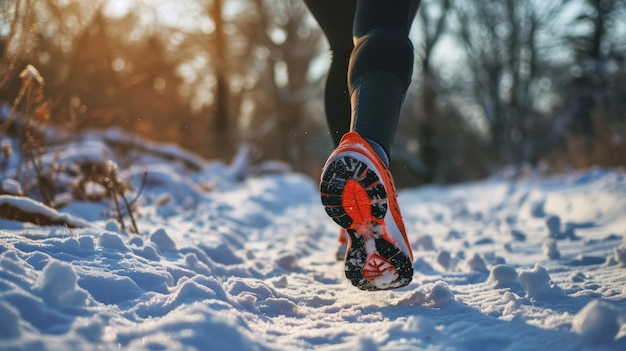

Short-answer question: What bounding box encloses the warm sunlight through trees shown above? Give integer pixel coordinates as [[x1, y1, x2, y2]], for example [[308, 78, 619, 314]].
[[1, 0, 625, 186]]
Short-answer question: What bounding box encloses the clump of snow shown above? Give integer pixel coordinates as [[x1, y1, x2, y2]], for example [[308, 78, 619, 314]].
[[271, 276, 288, 288], [394, 288, 428, 307], [518, 264, 564, 301], [1, 178, 23, 196], [35, 261, 89, 307], [426, 281, 455, 307], [275, 253, 298, 269], [542, 239, 561, 260], [436, 250, 454, 271], [465, 252, 488, 273], [570, 272, 586, 283], [415, 235, 435, 251], [97, 232, 130, 252], [571, 299, 626, 345], [614, 244, 626, 267], [395, 281, 455, 308], [487, 264, 521, 290], [0, 195, 92, 228], [501, 291, 524, 316], [259, 297, 302, 315], [150, 228, 177, 252]]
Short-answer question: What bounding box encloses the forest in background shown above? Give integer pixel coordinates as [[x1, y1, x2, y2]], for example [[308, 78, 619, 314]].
[[0, 0, 625, 188]]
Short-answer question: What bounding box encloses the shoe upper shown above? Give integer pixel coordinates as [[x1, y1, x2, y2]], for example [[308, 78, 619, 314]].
[[323, 131, 413, 262]]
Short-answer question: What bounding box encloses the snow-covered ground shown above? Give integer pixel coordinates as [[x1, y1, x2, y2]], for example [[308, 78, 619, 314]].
[[1, 129, 626, 351]]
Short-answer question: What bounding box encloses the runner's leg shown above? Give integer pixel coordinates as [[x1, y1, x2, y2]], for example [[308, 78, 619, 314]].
[[304, 0, 356, 147], [349, 0, 421, 159]]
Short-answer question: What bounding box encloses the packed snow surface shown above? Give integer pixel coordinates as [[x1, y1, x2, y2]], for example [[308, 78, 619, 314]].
[[1, 133, 626, 350]]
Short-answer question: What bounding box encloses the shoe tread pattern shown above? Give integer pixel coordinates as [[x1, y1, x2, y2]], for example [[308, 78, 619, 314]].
[[320, 156, 413, 290], [320, 157, 387, 227]]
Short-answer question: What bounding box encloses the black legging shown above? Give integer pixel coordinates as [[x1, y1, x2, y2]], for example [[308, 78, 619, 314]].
[[305, 0, 420, 158]]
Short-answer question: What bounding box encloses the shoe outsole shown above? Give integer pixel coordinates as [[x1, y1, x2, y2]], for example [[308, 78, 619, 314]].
[[321, 155, 413, 291]]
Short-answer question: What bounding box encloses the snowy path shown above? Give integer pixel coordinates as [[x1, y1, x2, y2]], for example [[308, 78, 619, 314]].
[[2, 162, 626, 350]]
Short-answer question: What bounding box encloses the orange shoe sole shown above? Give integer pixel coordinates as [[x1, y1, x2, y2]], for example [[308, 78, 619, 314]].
[[321, 154, 413, 290]]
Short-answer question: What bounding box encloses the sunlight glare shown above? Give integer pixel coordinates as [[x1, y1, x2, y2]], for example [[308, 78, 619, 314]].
[[104, 0, 132, 19], [104, 0, 215, 34]]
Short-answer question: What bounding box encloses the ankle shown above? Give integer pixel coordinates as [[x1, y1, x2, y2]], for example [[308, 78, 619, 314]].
[[365, 138, 390, 167]]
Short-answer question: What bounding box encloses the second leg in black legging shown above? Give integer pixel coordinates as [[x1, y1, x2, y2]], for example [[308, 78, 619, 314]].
[[304, 0, 355, 147]]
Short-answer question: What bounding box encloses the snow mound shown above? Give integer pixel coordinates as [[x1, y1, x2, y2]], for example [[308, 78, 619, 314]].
[[0, 301, 21, 338], [572, 299, 626, 346], [0, 195, 92, 228], [35, 261, 89, 307], [518, 264, 564, 301], [487, 264, 521, 290]]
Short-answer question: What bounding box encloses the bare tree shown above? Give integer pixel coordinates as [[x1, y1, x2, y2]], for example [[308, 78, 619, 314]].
[[208, 0, 235, 160], [558, 0, 626, 168], [216, 0, 324, 172], [451, 0, 567, 167], [391, 0, 498, 186], [415, 0, 450, 182], [564, 0, 625, 134], [0, 0, 35, 90]]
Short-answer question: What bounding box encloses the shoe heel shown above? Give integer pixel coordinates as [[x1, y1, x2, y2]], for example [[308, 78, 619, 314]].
[[321, 154, 413, 290], [320, 156, 388, 228]]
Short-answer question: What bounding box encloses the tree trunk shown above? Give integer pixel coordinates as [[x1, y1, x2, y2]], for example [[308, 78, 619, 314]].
[[210, 0, 234, 160]]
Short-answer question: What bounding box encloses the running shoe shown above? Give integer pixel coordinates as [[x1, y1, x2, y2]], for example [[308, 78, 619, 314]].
[[320, 132, 414, 290], [335, 228, 348, 260]]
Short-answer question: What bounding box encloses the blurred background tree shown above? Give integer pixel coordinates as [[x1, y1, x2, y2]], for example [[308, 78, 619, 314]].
[[1, 0, 625, 187]]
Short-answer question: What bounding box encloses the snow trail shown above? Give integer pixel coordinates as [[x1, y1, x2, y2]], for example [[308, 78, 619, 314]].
[[1, 133, 626, 350]]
